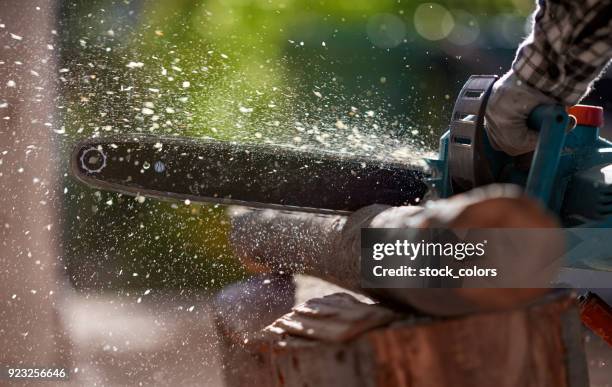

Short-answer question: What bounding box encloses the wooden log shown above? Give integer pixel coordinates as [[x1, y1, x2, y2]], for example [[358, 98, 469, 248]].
[[215, 283, 588, 387], [268, 291, 587, 387]]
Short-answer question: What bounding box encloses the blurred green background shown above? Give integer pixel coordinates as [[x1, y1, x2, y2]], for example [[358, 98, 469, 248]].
[[58, 0, 537, 291]]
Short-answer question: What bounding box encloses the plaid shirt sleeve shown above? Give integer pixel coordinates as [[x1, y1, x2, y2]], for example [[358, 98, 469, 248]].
[[512, 0, 612, 105]]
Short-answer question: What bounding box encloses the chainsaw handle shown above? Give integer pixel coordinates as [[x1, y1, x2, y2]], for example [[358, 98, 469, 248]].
[[525, 104, 570, 206]]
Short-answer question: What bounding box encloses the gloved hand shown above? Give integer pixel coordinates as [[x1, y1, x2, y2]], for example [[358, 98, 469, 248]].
[[228, 184, 563, 316], [485, 71, 561, 156]]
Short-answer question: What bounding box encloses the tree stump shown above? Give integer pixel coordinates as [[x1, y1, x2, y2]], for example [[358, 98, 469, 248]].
[[214, 276, 588, 387]]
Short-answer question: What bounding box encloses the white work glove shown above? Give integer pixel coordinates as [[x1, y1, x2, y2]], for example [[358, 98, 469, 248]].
[[485, 71, 559, 156]]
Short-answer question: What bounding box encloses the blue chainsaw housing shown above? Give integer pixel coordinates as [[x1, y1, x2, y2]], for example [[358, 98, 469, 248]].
[[427, 75, 612, 272]]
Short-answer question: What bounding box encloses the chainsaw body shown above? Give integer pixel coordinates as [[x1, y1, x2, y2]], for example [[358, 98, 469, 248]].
[[431, 76, 611, 224], [428, 75, 611, 270]]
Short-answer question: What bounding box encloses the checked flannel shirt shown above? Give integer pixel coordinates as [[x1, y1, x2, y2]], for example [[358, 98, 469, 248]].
[[513, 0, 612, 105]]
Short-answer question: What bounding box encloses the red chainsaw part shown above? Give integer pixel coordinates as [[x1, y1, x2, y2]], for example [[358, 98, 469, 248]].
[[579, 292, 612, 346], [568, 105, 604, 128]]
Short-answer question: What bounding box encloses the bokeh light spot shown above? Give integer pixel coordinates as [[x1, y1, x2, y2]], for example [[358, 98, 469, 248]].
[[366, 13, 406, 49], [414, 3, 454, 41], [447, 10, 480, 46]]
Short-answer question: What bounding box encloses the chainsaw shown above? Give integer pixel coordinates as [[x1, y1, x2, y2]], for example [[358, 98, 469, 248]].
[[71, 75, 612, 269], [71, 74, 612, 340]]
